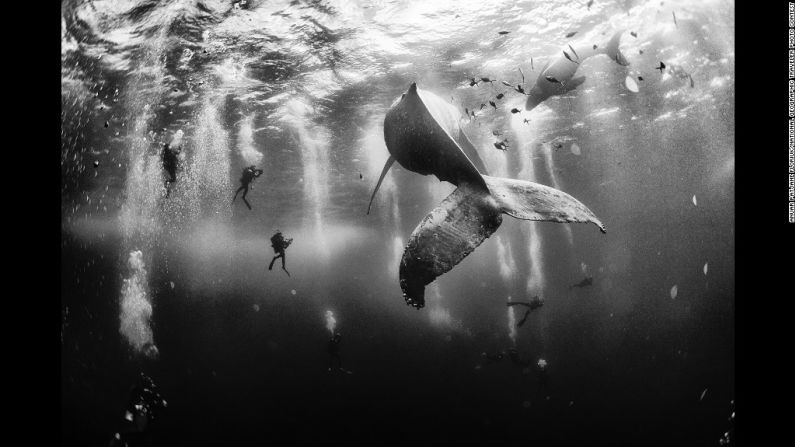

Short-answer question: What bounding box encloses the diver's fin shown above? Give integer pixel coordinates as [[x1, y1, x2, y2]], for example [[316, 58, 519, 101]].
[[604, 30, 629, 66], [399, 183, 503, 308], [482, 175, 606, 233], [456, 128, 489, 175], [366, 155, 395, 215], [564, 76, 586, 92]]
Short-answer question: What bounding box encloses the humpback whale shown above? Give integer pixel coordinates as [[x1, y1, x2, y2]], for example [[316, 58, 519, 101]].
[[525, 30, 629, 111], [369, 83, 606, 308]]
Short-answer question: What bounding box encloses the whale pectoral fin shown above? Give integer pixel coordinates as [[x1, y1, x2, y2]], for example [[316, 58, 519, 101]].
[[483, 175, 606, 233], [564, 76, 586, 92], [400, 184, 503, 308], [367, 155, 396, 215], [457, 128, 489, 175]]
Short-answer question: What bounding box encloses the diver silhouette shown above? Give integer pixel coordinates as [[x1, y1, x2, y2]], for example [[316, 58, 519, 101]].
[[233, 165, 263, 210], [161, 143, 180, 197], [268, 230, 292, 276], [570, 276, 593, 289], [327, 333, 352, 374], [109, 372, 167, 447]]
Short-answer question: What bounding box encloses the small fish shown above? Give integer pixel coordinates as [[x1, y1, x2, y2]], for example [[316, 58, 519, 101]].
[[703, 262, 708, 275], [672, 11, 677, 27], [471, 110, 476, 118], [515, 84, 525, 94], [593, 44, 598, 50], [565, 31, 577, 38], [531, 58, 534, 70], [480, 77, 494, 83], [523, 118, 530, 124], [563, 51, 579, 64], [638, 76, 644, 81], [655, 62, 666, 73], [501, 80, 513, 87], [359, 173, 363, 179], [699, 388, 708, 402], [104, 121, 109, 128], [510, 108, 520, 114], [469, 78, 479, 87], [492, 130, 502, 136], [670, 285, 678, 299], [498, 31, 510, 35], [568, 44, 579, 60], [496, 93, 504, 100], [587, 0, 593, 10], [692, 195, 697, 206], [465, 107, 469, 116], [639, 49, 644, 55], [630, 31, 637, 38], [489, 100, 497, 109], [480, 103, 486, 110], [545, 76, 560, 84], [689, 74, 694, 88], [553, 142, 563, 149]]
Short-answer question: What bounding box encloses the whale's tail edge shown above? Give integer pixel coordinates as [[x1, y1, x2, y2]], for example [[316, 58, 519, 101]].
[[483, 175, 607, 233]]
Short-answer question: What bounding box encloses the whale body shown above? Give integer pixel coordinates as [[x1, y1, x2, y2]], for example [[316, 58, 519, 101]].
[[525, 30, 629, 111], [370, 83, 606, 308]]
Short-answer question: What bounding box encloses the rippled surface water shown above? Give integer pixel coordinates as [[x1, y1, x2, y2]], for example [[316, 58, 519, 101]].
[[62, 0, 734, 445]]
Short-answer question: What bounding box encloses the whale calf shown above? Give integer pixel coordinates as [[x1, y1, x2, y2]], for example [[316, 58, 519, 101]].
[[525, 30, 629, 111], [370, 83, 605, 308]]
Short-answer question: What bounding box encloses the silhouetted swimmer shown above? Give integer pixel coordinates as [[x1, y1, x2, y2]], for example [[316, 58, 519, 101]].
[[232, 165, 263, 210], [109, 373, 167, 446], [161, 143, 180, 196], [535, 358, 549, 400], [327, 333, 352, 374], [507, 348, 531, 367], [570, 276, 593, 289], [268, 230, 292, 276]]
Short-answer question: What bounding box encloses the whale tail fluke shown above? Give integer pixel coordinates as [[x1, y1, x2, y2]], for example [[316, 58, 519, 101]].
[[604, 30, 629, 66], [399, 184, 503, 308], [483, 175, 606, 233]]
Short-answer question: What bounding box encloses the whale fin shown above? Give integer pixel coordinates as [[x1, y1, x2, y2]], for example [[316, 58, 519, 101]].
[[483, 175, 606, 233], [367, 155, 395, 215], [399, 184, 503, 308], [456, 128, 489, 175], [564, 76, 586, 92], [604, 30, 629, 66]]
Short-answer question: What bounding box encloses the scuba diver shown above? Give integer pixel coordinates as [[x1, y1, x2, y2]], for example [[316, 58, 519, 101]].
[[327, 333, 352, 374], [570, 276, 593, 289], [535, 358, 550, 400], [108, 373, 167, 447], [507, 348, 532, 368], [161, 143, 180, 197], [508, 296, 544, 327], [268, 230, 293, 276], [232, 165, 263, 210]]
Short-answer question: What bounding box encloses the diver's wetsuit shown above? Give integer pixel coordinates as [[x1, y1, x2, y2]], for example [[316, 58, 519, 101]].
[[233, 166, 263, 210], [268, 232, 292, 276], [162, 144, 179, 196], [327, 335, 342, 370]]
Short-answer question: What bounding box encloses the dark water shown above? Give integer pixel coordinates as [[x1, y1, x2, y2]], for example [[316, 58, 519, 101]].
[[62, 0, 734, 445]]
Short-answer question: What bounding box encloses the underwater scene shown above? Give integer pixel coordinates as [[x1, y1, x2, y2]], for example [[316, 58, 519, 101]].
[[61, 0, 735, 445]]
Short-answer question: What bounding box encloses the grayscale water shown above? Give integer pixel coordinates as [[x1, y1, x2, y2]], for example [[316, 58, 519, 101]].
[[61, 0, 735, 445]]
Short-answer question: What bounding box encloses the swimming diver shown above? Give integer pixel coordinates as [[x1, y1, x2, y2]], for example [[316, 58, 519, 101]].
[[161, 143, 180, 197], [327, 333, 352, 374], [570, 276, 593, 289], [109, 373, 167, 447], [268, 230, 293, 276], [233, 165, 263, 210]]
